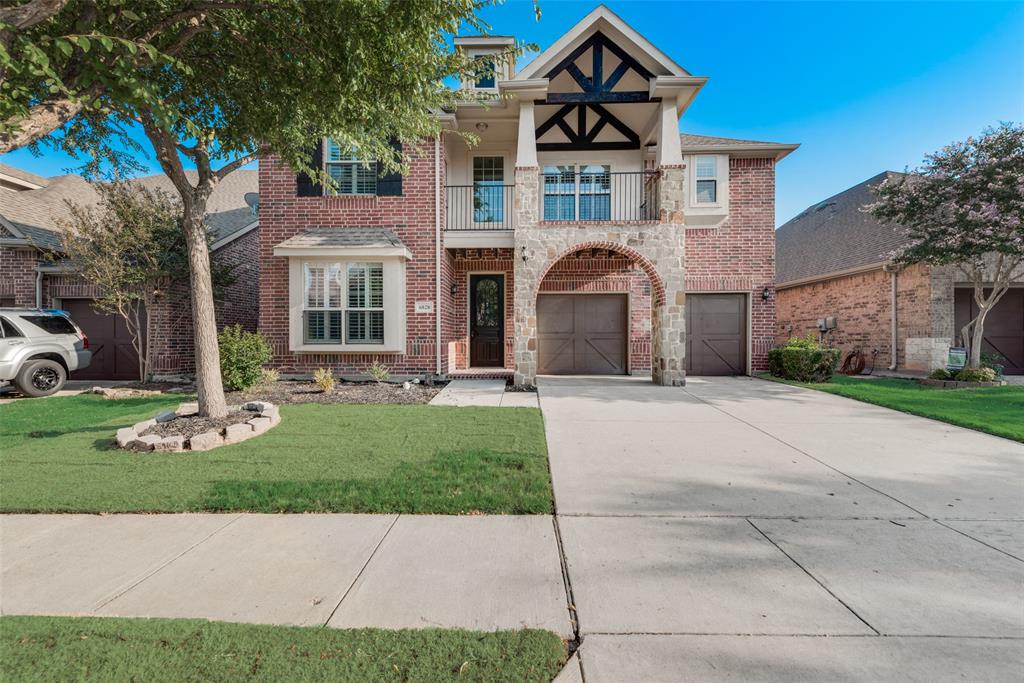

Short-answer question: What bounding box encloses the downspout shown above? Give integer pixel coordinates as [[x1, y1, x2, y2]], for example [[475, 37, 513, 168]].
[[434, 134, 442, 377], [35, 270, 43, 308], [887, 264, 898, 370]]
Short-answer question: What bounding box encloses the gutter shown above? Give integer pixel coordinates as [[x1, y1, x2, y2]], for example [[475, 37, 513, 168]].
[[434, 134, 442, 377], [35, 270, 43, 308]]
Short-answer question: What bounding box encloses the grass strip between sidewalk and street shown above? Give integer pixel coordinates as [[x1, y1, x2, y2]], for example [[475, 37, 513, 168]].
[[760, 374, 1024, 442], [0, 616, 566, 682], [0, 395, 553, 513]]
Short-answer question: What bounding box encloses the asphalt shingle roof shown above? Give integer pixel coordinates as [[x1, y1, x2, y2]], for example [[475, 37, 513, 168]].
[[0, 169, 258, 251], [775, 171, 910, 285], [679, 133, 798, 157], [0, 163, 49, 188], [274, 227, 407, 250]]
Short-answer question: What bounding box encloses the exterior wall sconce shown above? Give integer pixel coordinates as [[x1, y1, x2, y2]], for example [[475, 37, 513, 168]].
[[451, 283, 458, 296], [520, 245, 528, 262], [761, 287, 771, 301]]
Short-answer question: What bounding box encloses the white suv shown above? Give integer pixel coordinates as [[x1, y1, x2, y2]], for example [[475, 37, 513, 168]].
[[0, 309, 93, 397]]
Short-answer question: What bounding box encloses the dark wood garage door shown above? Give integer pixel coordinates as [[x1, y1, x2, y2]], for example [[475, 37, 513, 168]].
[[955, 288, 1024, 375], [686, 294, 747, 375], [63, 299, 142, 381], [538, 294, 627, 374]]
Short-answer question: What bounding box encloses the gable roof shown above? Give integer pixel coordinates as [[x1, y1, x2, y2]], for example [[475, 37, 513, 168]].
[[516, 4, 688, 80], [775, 172, 909, 286], [0, 168, 258, 252], [0, 163, 49, 190]]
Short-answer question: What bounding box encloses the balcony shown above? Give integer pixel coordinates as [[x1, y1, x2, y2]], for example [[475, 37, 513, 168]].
[[446, 184, 515, 231], [540, 169, 659, 223]]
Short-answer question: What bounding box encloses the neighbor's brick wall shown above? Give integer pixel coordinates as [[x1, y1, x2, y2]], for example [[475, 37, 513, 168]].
[[539, 249, 652, 373], [0, 247, 40, 306], [775, 263, 941, 371], [215, 228, 259, 333], [258, 141, 444, 375], [686, 158, 777, 371]]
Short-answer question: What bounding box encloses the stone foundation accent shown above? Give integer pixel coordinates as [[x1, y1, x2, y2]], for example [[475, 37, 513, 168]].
[[511, 166, 688, 386], [116, 401, 281, 453], [904, 337, 951, 372]]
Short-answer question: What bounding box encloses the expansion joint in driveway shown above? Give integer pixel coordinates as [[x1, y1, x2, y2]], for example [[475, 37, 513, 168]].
[[322, 513, 401, 627], [746, 518, 880, 635]]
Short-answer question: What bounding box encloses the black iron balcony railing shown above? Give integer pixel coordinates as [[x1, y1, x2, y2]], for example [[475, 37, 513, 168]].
[[540, 170, 659, 222], [446, 184, 515, 230]]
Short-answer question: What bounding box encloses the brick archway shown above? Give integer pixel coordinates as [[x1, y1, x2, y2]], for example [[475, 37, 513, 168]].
[[534, 240, 667, 306]]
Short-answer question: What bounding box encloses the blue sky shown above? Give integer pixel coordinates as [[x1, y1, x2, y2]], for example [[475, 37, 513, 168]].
[[3, 1, 1022, 226]]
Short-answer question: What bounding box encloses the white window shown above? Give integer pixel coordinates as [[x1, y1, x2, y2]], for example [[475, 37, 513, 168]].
[[542, 164, 611, 221], [325, 140, 376, 195], [303, 261, 383, 344], [695, 156, 717, 204], [473, 156, 505, 223]]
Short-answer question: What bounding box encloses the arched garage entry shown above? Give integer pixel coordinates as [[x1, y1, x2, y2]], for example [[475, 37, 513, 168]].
[[534, 242, 665, 376]]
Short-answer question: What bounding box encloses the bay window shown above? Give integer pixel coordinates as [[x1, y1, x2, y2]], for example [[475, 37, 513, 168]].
[[303, 261, 384, 344]]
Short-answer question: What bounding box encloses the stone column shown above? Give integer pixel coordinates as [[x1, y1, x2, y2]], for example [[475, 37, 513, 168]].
[[513, 167, 540, 386], [652, 165, 687, 386]]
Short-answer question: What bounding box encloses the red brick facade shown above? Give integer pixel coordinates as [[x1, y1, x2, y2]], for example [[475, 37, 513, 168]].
[[0, 228, 259, 377], [686, 158, 777, 371], [258, 141, 444, 375]]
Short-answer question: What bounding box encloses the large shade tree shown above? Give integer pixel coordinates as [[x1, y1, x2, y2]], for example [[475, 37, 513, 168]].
[[3, 0, 515, 417], [869, 123, 1024, 369]]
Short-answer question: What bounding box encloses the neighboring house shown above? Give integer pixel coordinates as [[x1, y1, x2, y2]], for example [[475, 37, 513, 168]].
[[259, 5, 797, 385], [775, 172, 1024, 375], [0, 165, 259, 380]]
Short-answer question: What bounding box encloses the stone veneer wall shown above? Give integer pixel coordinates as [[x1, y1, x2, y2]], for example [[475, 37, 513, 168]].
[[512, 166, 687, 386]]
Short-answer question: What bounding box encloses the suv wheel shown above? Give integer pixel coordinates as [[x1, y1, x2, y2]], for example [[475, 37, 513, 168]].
[[15, 359, 67, 397]]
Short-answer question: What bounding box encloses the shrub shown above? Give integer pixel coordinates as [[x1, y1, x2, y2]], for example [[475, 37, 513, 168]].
[[768, 346, 841, 383], [981, 351, 1005, 378], [367, 361, 391, 383], [955, 367, 997, 383], [928, 368, 952, 380], [312, 367, 335, 393], [780, 332, 822, 350], [259, 367, 280, 387], [218, 325, 272, 391]]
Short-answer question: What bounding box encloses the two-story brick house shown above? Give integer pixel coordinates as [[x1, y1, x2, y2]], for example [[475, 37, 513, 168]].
[[259, 5, 797, 385]]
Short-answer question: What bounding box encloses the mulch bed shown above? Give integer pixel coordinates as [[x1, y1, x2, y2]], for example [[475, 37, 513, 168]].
[[140, 411, 253, 440], [227, 380, 441, 406]]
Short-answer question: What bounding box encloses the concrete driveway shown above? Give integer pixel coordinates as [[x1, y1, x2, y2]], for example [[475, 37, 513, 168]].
[[540, 375, 1024, 682]]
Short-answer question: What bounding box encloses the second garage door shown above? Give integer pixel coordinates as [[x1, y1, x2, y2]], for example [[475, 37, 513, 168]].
[[63, 299, 142, 381], [686, 293, 747, 375], [538, 294, 627, 375]]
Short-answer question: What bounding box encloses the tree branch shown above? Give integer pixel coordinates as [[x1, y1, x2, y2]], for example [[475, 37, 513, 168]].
[[0, 0, 69, 29], [213, 149, 264, 181], [0, 97, 84, 154]]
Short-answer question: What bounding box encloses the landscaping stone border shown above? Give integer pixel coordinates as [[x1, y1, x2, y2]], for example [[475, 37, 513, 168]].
[[114, 401, 281, 453], [919, 379, 1008, 389]]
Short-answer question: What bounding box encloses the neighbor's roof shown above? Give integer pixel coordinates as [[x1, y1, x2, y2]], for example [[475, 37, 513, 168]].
[[0, 168, 258, 251], [274, 227, 407, 250], [679, 133, 799, 160], [775, 171, 910, 286], [0, 163, 49, 189]]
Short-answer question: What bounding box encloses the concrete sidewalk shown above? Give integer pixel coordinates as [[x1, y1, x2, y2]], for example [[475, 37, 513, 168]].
[[0, 513, 572, 638], [430, 379, 539, 407]]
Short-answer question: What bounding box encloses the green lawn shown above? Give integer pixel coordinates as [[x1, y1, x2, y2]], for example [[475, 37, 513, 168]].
[[761, 374, 1024, 442], [0, 395, 553, 513], [0, 616, 566, 682]]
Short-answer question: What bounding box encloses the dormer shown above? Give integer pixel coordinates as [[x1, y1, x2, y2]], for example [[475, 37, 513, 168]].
[[455, 35, 516, 93]]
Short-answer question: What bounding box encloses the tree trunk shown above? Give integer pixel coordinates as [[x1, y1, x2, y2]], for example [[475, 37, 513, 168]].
[[183, 197, 228, 418], [969, 305, 989, 369], [0, 98, 84, 154]]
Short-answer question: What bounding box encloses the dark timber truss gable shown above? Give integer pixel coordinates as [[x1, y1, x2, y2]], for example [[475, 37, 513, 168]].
[[535, 31, 656, 152]]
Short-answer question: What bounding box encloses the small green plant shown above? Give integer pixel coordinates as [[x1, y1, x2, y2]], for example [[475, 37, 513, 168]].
[[980, 351, 1006, 378], [781, 332, 823, 350], [928, 368, 952, 380], [218, 325, 272, 391], [768, 344, 841, 383], [955, 367, 997, 383], [259, 367, 281, 388], [367, 361, 391, 384], [312, 367, 335, 393]]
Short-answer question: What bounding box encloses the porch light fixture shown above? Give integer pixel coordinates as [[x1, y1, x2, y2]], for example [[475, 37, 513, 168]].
[[451, 283, 458, 296], [475, 122, 488, 132], [761, 287, 771, 301], [520, 245, 528, 263]]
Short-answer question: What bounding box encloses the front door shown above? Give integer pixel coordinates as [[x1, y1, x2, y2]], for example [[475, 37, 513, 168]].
[[470, 274, 504, 367]]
